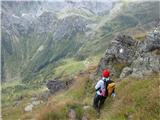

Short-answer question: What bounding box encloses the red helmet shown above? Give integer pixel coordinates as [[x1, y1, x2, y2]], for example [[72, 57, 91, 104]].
[[102, 69, 110, 78]]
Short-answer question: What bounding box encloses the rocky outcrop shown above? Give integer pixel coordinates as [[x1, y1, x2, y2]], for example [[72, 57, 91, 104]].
[[46, 79, 72, 94], [97, 34, 138, 77], [97, 27, 160, 78], [140, 29, 160, 52]]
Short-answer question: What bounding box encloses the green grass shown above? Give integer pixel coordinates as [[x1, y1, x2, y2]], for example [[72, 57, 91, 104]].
[[2, 65, 159, 120], [2, 81, 48, 120], [36, 73, 160, 120], [100, 74, 160, 120], [53, 58, 86, 77], [1, 79, 47, 107]]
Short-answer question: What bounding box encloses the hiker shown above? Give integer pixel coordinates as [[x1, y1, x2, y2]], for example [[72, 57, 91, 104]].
[[93, 69, 116, 112]]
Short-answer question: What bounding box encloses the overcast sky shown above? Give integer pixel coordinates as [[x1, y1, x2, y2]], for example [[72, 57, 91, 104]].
[[1, 0, 158, 2]]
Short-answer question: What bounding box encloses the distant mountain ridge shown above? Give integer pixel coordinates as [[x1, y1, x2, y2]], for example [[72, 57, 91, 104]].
[[1, 0, 159, 82]]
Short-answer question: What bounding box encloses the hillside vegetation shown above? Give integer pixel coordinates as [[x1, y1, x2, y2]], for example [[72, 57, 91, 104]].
[[1, 1, 160, 120], [2, 56, 160, 120], [36, 72, 160, 120]]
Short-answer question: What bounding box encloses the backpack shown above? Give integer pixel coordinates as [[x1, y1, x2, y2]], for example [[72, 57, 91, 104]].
[[107, 82, 115, 96], [101, 80, 115, 97]]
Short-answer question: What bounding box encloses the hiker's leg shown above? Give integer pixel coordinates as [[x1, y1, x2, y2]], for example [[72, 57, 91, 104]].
[[93, 94, 99, 109], [99, 97, 106, 109], [93, 94, 101, 113]]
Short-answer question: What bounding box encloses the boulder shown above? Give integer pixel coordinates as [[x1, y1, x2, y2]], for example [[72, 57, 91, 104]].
[[24, 104, 33, 112], [47, 80, 66, 94], [47, 79, 73, 94]]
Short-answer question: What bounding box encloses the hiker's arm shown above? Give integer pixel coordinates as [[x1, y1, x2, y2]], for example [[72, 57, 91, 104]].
[[111, 88, 116, 97], [95, 81, 101, 91]]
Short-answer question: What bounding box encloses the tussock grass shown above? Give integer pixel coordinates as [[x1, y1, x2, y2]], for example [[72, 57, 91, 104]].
[[100, 74, 160, 120]]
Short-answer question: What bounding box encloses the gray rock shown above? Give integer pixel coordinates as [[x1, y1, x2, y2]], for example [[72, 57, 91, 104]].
[[131, 53, 160, 77], [46, 79, 73, 94], [68, 109, 76, 120], [47, 80, 66, 94], [120, 67, 133, 78], [140, 29, 160, 53], [97, 28, 160, 79], [24, 104, 33, 112], [97, 34, 138, 76]]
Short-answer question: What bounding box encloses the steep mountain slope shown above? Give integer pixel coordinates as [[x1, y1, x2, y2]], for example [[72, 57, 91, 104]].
[[2, 25, 160, 120], [1, 0, 113, 82], [1, 1, 160, 119], [2, 1, 159, 83]]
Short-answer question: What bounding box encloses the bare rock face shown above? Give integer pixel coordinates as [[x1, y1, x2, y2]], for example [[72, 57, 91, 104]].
[[97, 27, 160, 78], [140, 29, 160, 53], [97, 34, 138, 77], [131, 52, 160, 77], [105, 34, 137, 63]]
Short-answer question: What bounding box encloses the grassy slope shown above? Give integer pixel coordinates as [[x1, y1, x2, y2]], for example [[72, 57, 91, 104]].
[[2, 55, 160, 120], [1, 57, 97, 120], [36, 69, 160, 120], [100, 74, 160, 120]]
